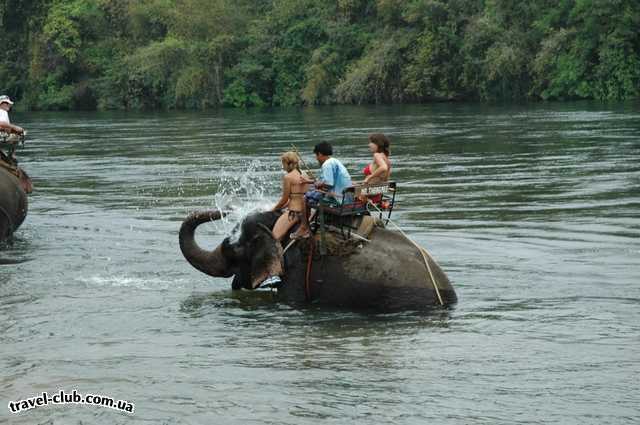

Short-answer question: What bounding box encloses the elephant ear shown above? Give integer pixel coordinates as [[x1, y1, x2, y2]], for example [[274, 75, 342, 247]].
[[249, 224, 284, 289]]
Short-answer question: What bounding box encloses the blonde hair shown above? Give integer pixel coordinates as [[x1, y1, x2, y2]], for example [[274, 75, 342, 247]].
[[281, 151, 300, 173]]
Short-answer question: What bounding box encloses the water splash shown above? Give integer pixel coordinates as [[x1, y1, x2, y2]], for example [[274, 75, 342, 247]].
[[77, 275, 191, 290], [209, 159, 280, 239]]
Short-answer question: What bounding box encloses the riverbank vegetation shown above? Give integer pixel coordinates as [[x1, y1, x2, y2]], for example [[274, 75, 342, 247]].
[[2, 0, 639, 110]]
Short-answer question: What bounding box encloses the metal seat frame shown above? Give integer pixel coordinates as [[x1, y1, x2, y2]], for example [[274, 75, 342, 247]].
[[0, 132, 24, 167], [313, 181, 397, 243]]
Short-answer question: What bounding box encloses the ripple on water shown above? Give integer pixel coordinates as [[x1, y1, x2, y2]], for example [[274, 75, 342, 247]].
[[2, 104, 639, 424]]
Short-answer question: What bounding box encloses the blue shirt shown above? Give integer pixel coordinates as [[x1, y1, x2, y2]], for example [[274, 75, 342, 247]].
[[320, 157, 353, 200]]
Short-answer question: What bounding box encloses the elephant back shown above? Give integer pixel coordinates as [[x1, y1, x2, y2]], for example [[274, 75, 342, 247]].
[[294, 226, 457, 309]]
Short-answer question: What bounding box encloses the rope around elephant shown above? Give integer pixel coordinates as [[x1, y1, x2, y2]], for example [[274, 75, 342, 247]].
[[277, 199, 445, 306], [367, 201, 444, 306]]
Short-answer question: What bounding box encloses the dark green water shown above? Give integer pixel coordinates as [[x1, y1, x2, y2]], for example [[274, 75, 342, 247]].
[[1, 103, 639, 424]]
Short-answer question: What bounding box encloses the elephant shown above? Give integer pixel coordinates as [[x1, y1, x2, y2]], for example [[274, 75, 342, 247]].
[[0, 166, 28, 242], [179, 208, 457, 310]]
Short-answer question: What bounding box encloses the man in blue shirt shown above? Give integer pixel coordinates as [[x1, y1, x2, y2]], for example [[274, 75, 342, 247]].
[[292, 142, 353, 239], [316, 143, 353, 200]]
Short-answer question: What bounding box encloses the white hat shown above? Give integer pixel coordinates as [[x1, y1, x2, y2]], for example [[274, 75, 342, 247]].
[[0, 95, 15, 105]]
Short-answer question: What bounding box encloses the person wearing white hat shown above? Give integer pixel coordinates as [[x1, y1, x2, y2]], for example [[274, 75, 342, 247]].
[[0, 95, 24, 135]]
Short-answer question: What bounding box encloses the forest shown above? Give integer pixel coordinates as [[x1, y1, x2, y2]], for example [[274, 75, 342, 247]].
[[1, 0, 639, 110]]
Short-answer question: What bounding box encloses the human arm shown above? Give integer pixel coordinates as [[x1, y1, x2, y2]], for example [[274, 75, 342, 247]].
[[317, 160, 336, 191], [272, 175, 292, 211], [298, 172, 330, 190], [299, 175, 315, 185], [364, 153, 388, 183], [0, 122, 23, 135]]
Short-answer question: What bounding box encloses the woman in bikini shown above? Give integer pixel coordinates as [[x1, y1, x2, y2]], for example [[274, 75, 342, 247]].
[[362, 134, 391, 203], [363, 133, 391, 183], [271, 151, 310, 241]]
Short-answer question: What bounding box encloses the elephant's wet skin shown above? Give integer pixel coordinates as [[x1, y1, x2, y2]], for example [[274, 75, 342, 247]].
[[281, 229, 457, 310], [0, 167, 28, 242], [179, 209, 457, 310], [218, 211, 284, 290]]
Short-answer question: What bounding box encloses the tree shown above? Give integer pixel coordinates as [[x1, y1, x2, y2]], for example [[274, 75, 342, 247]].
[[2, 0, 639, 109]]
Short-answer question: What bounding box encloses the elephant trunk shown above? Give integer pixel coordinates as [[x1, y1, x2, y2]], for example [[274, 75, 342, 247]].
[[179, 210, 232, 278]]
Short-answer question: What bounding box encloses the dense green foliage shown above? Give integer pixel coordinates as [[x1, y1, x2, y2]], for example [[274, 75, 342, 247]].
[[1, 0, 639, 110]]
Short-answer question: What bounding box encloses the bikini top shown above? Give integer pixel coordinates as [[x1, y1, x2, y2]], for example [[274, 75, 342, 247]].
[[363, 162, 391, 177], [289, 171, 309, 196]]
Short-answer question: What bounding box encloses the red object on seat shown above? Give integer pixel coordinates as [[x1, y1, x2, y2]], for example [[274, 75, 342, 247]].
[[362, 164, 382, 204], [369, 194, 382, 204]]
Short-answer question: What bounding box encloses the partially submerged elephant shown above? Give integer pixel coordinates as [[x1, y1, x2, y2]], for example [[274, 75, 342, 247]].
[[0, 166, 28, 242], [180, 209, 457, 310]]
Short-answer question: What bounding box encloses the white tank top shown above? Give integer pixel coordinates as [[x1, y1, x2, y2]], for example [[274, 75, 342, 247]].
[[0, 109, 10, 124]]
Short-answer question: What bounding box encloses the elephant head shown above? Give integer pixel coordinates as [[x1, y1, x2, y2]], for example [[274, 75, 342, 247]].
[[179, 209, 285, 289]]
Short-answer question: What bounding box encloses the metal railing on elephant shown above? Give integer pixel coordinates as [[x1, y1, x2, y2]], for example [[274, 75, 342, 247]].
[[0, 132, 26, 164], [314, 181, 397, 244]]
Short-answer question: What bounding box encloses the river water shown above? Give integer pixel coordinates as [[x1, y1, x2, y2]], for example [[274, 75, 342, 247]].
[[1, 103, 639, 424]]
